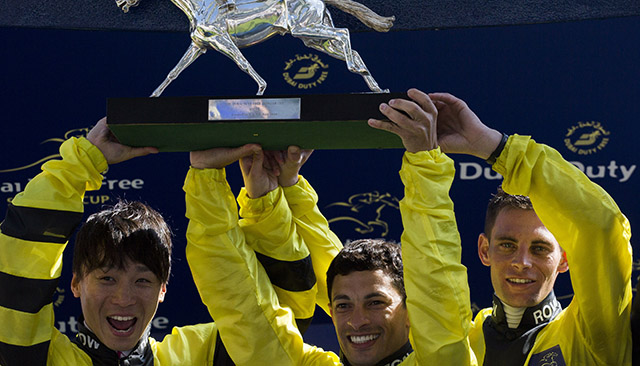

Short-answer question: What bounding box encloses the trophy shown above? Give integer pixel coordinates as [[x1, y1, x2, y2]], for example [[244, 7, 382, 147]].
[[108, 0, 403, 150]]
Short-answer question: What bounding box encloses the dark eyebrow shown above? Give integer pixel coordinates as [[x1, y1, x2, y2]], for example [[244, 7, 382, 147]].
[[493, 235, 518, 243], [332, 292, 388, 303], [531, 240, 554, 247], [332, 294, 351, 302], [364, 292, 387, 300], [494, 236, 554, 247], [134, 264, 153, 273], [100, 264, 153, 274]]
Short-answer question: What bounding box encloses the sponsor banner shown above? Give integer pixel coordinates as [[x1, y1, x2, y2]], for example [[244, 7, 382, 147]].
[[1, 17, 639, 352]]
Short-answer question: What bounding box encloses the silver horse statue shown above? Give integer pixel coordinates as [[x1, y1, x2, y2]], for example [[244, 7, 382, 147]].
[[116, 0, 394, 95]]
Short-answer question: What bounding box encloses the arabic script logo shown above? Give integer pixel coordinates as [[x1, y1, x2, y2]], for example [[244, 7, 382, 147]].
[[564, 121, 610, 155], [283, 53, 329, 90], [0, 127, 89, 173]]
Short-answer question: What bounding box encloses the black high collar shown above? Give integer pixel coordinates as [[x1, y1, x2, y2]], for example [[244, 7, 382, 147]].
[[490, 291, 562, 338], [481, 291, 562, 366], [341, 340, 413, 366], [72, 318, 154, 366]]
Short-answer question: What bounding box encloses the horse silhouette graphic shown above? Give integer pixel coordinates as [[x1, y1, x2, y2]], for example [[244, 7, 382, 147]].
[[0, 127, 89, 173], [326, 191, 399, 237], [538, 351, 558, 366]]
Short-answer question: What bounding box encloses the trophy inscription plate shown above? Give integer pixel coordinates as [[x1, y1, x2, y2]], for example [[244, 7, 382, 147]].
[[208, 98, 301, 121], [107, 93, 405, 151]]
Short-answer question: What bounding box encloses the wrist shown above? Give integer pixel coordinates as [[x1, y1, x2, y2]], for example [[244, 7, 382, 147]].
[[278, 174, 300, 188], [79, 137, 109, 173], [485, 132, 509, 165], [471, 129, 504, 160]]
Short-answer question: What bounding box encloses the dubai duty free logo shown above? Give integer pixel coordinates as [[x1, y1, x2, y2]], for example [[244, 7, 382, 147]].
[[564, 121, 610, 155], [283, 53, 329, 90]]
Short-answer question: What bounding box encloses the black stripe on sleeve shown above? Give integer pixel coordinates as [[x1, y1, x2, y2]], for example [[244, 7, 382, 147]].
[[1, 203, 83, 244], [212, 333, 235, 366], [295, 317, 313, 335], [0, 340, 50, 366], [0, 271, 59, 313], [255, 253, 316, 292]]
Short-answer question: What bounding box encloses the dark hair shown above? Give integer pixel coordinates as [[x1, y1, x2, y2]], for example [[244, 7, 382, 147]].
[[326, 239, 405, 303], [72, 200, 172, 284], [484, 185, 533, 237]]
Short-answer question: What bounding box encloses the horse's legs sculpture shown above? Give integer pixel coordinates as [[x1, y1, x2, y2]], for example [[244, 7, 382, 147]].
[[189, 29, 268, 95], [151, 35, 268, 97], [151, 43, 204, 97], [286, 0, 388, 92], [290, 21, 386, 92], [116, 0, 394, 95]]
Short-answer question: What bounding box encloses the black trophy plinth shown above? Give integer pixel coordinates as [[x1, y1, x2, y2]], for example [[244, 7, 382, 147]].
[[106, 94, 405, 151]]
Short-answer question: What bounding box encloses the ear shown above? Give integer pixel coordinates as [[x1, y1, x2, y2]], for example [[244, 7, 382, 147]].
[[71, 273, 82, 298], [478, 233, 491, 267], [158, 284, 167, 303], [557, 250, 569, 273]]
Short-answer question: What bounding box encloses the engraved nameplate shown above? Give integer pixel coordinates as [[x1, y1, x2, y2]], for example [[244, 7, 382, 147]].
[[208, 98, 301, 121]]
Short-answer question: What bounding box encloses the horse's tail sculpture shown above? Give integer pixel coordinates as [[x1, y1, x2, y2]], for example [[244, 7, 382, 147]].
[[324, 0, 395, 32]]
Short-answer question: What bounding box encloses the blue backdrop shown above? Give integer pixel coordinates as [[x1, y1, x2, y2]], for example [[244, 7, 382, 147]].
[[1, 15, 639, 352]]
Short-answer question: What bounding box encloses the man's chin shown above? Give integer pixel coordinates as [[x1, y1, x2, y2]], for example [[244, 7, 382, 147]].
[[103, 331, 141, 352], [503, 294, 542, 308], [343, 349, 380, 366]]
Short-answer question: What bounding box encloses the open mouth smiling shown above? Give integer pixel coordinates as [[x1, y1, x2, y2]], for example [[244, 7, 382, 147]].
[[107, 315, 137, 333]]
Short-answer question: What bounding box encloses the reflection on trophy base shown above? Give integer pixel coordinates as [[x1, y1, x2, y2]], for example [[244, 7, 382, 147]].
[[106, 93, 405, 151]]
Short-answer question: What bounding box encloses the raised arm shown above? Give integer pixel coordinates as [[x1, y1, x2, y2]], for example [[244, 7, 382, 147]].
[[0, 118, 155, 365], [237, 148, 318, 332], [495, 137, 631, 361], [430, 92, 632, 364], [369, 89, 477, 365], [273, 147, 343, 316], [184, 145, 340, 365]]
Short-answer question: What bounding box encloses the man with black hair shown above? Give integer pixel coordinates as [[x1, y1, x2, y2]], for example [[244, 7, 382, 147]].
[[325, 239, 411, 366], [0, 118, 176, 365], [187, 144, 411, 366], [183, 88, 476, 365], [0, 118, 316, 365]]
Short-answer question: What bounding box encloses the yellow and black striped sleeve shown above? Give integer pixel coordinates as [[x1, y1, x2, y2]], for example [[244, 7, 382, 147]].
[[238, 186, 317, 333], [282, 175, 343, 316], [0, 137, 105, 366], [184, 167, 342, 365]]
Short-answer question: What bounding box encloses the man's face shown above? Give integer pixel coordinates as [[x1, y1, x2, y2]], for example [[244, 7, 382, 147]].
[[329, 269, 409, 366], [478, 208, 568, 308], [71, 258, 166, 351]]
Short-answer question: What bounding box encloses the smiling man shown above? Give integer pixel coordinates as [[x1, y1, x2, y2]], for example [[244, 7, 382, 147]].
[[326, 239, 411, 366], [184, 89, 476, 366], [478, 189, 569, 311], [69, 201, 171, 357], [373, 90, 632, 365], [0, 118, 293, 365]]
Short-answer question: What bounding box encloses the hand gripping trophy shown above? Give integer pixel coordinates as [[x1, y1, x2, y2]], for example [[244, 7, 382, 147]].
[[115, 0, 394, 95]]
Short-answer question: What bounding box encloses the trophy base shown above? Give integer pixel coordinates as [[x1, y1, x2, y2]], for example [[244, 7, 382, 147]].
[[106, 93, 405, 151]]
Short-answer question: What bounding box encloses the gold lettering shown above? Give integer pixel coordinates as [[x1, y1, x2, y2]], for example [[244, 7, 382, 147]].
[[284, 59, 294, 71], [564, 139, 577, 153]]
